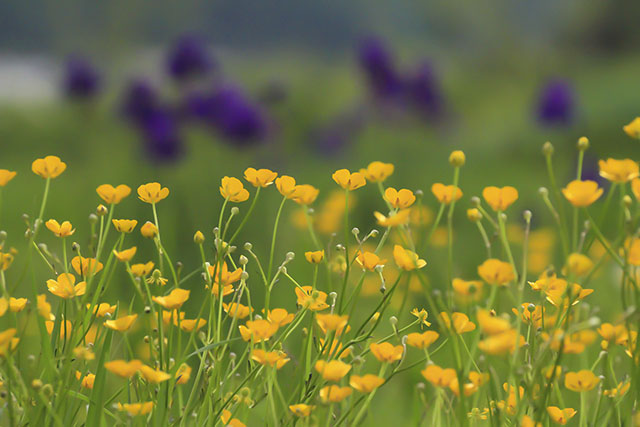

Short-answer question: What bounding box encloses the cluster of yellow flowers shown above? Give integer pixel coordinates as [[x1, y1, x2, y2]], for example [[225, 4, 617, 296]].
[[0, 118, 638, 426]]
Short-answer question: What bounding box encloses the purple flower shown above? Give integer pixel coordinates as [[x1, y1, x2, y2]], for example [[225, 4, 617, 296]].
[[405, 61, 443, 118], [357, 36, 403, 100], [139, 108, 183, 161], [537, 79, 574, 125], [63, 55, 100, 99], [313, 109, 365, 156], [121, 79, 159, 123], [167, 35, 213, 82]]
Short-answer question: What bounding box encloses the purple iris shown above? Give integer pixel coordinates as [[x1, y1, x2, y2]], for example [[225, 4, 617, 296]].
[[537, 79, 574, 125], [121, 79, 159, 123], [405, 61, 443, 118], [139, 108, 183, 161], [63, 55, 101, 99], [166, 35, 213, 82], [358, 37, 403, 100]]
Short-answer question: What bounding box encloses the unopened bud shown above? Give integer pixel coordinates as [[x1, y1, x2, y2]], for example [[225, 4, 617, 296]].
[[71, 242, 80, 252], [88, 213, 98, 225], [538, 187, 548, 197], [194, 231, 205, 244], [230, 207, 239, 216], [244, 242, 252, 251], [96, 204, 108, 216], [542, 141, 554, 156], [31, 379, 43, 390], [577, 136, 589, 151], [467, 208, 482, 222], [470, 196, 480, 207], [239, 255, 248, 265], [523, 210, 532, 222], [449, 150, 466, 167]]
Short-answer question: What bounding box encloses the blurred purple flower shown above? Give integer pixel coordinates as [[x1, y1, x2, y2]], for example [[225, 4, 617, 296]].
[[121, 79, 159, 123], [139, 108, 183, 161], [405, 61, 443, 118], [63, 55, 100, 99], [167, 35, 213, 82], [313, 108, 365, 156], [358, 37, 403, 100], [537, 79, 574, 125]]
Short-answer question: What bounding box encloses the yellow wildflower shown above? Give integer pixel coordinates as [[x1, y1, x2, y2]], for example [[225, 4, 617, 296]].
[[137, 182, 169, 203]]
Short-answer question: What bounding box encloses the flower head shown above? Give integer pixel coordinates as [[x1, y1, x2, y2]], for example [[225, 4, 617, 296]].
[[562, 180, 603, 207], [275, 175, 297, 198], [356, 251, 386, 271], [130, 261, 154, 277], [105, 359, 143, 378], [32, 156, 66, 179], [623, 117, 640, 139], [319, 385, 352, 403], [139, 365, 171, 383], [71, 256, 103, 276], [332, 169, 366, 190], [96, 184, 131, 204], [112, 219, 138, 233], [564, 370, 599, 392], [294, 286, 329, 311], [47, 273, 86, 299], [440, 312, 476, 334], [546, 406, 577, 425], [220, 177, 249, 202], [289, 404, 314, 417], [244, 167, 277, 187], [140, 221, 158, 238], [431, 183, 462, 204], [239, 319, 279, 342], [45, 220, 75, 237], [406, 331, 439, 349], [118, 402, 154, 416], [104, 314, 138, 332], [267, 308, 295, 327], [292, 185, 319, 205], [421, 364, 456, 387], [478, 259, 515, 286], [316, 313, 349, 333], [369, 342, 403, 363], [393, 245, 426, 271], [63, 55, 100, 99], [114, 247, 137, 262], [137, 182, 169, 204], [315, 360, 351, 381], [373, 209, 410, 227], [252, 349, 290, 369], [305, 250, 324, 264], [152, 288, 190, 310], [598, 158, 639, 183], [482, 186, 518, 211], [350, 374, 385, 393], [361, 161, 394, 182], [384, 188, 416, 209], [0, 170, 17, 186]]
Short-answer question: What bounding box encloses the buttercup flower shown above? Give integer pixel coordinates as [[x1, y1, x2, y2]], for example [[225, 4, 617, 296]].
[[118, 402, 154, 416], [47, 273, 86, 299], [0, 170, 16, 186], [275, 175, 297, 198], [564, 370, 599, 392], [406, 331, 439, 349], [332, 169, 366, 190], [440, 312, 476, 334], [477, 310, 511, 335], [562, 180, 603, 207], [45, 220, 75, 237], [361, 161, 394, 182], [598, 158, 639, 183], [356, 251, 386, 271], [289, 404, 314, 417], [139, 365, 171, 383], [220, 409, 246, 427], [623, 117, 640, 139], [175, 363, 192, 385], [482, 186, 518, 211], [478, 259, 515, 286], [315, 360, 351, 381], [292, 184, 319, 205], [96, 184, 131, 204], [220, 177, 249, 202], [114, 247, 137, 262], [104, 314, 138, 332], [112, 219, 138, 233], [244, 167, 277, 187], [105, 359, 143, 378], [252, 349, 290, 369], [76, 371, 95, 389], [563, 253, 593, 276], [305, 250, 324, 264], [350, 374, 385, 393], [9, 298, 26, 313], [32, 156, 66, 179], [137, 182, 169, 203], [178, 318, 207, 332], [370, 342, 403, 363], [294, 286, 329, 311], [374, 209, 411, 227], [239, 319, 279, 342], [431, 183, 462, 204], [319, 385, 352, 403], [152, 288, 190, 310], [89, 302, 116, 317], [384, 188, 416, 209], [316, 313, 348, 333], [422, 364, 456, 387], [140, 221, 158, 238], [223, 302, 253, 319], [71, 256, 103, 276], [452, 278, 483, 304], [411, 308, 432, 327], [130, 262, 154, 277], [546, 406, 576, 425], [267, 308, 294, 327], [393, 245, 426, 271]]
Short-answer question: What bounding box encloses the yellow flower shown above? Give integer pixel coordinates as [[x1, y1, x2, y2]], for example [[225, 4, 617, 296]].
[[633, 178, 640, 200], [140, 221, 158, 238], [175, 363, 192, 385], [562, 180, 603, 207], [356, 251, 386, 271], [512, 303, 544, 328], [384, 187, 416, 209], [47, 273, 86, 299], [112, 219, 138, 233], [32, 156, 66, 179], [220, 176, 249, 202], [624, 237, 640, 266], [45, 320, 72, 338], [137, 182, 169, 203], [45, 219, 75, 237], [319, 385, 352, 403], [482, 186, 518, 211], [350, 374, 384, 393], [603, 381, 630, 398], [152, 288, 190, 310], [623, 117, 640, 139], [105, 359, 143, 378], [178, 318, 207, 332], [139, 365, 171, 383], [316, 313, 348, 333], [267, 308, 295, 327], [563, 253, 593, 276], [449, 150, 466, 167], [0, 170, 17, 186], [599, 158, 639, 183], [467, 208, 482, 222], [452, 278, 483, 304], [0, 251, 15, 271], [88, 302, 116, 317], [305, 250, 324, 264], [292, 184, 319, 205], [223, 302, 253, 319], [477, 310, 511, 335], [252, 349, 290, 369], [597, 323, 628, 344], [440, 312, 476, 334], [421, 364, 456, 387], [406, 331, 439, 349], [411, 308, 432, 327], [37, 294, 53, 320], [71, 256, 103, 276], [239, 319, 279, 342], [275, 175, 297, 198], [478, 259, 515, 286], [244, 167, 277, 187], [332, 169, 366, 190], [564, 370, 599, 392], [360, 161, 394, 182], [9, 298, 27, 313], [114, 246, 137, 262], [294, 286, 329, 311], [130, 261, 154, 277], [0, 298, 7, 317], [373, 209, 411, 227], [431, 183, 462, 204], [221, 410, 246, 427], [96, 184, 131, 204], [104, 314, 137, 332], [393, 245, 426, 271], [118, 402, 154, 416], [546, 406, 576, 425], [369, 342, 403, 363], [73, 346, 95, 361], [75, 371, 95, 389], [289, 404, 314, 417]]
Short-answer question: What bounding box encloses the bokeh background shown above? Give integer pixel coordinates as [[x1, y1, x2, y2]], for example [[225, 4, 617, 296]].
[[1, 1, 639, 424]]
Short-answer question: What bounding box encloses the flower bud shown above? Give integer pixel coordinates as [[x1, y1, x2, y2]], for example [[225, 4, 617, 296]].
[[230, 207, 239, 216], [88, 213, 98, 225], [71, 242, 80, 252], [623, 195, 632, 208], [449, 150, 466, 167], [31, 379, 43, 390], [141, 221, 158, 239], [542, 141, 554, 156], [96, 204, 108, 216], [193, 230, 205, 244], [523, 210, 532, 222], [470, 196, 480, 207], [239, 255, 248, 265], [577, 136, 589, 151], [241, 271, 249, 281], [244, 242, 253, 251], [467, 208, 482, 222]]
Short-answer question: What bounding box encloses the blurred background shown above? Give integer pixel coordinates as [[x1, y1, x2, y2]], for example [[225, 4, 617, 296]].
[[1, 1, 638, 423]]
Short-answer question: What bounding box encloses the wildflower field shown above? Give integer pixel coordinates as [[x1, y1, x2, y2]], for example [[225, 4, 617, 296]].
[[0, 116, 638, 427]]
